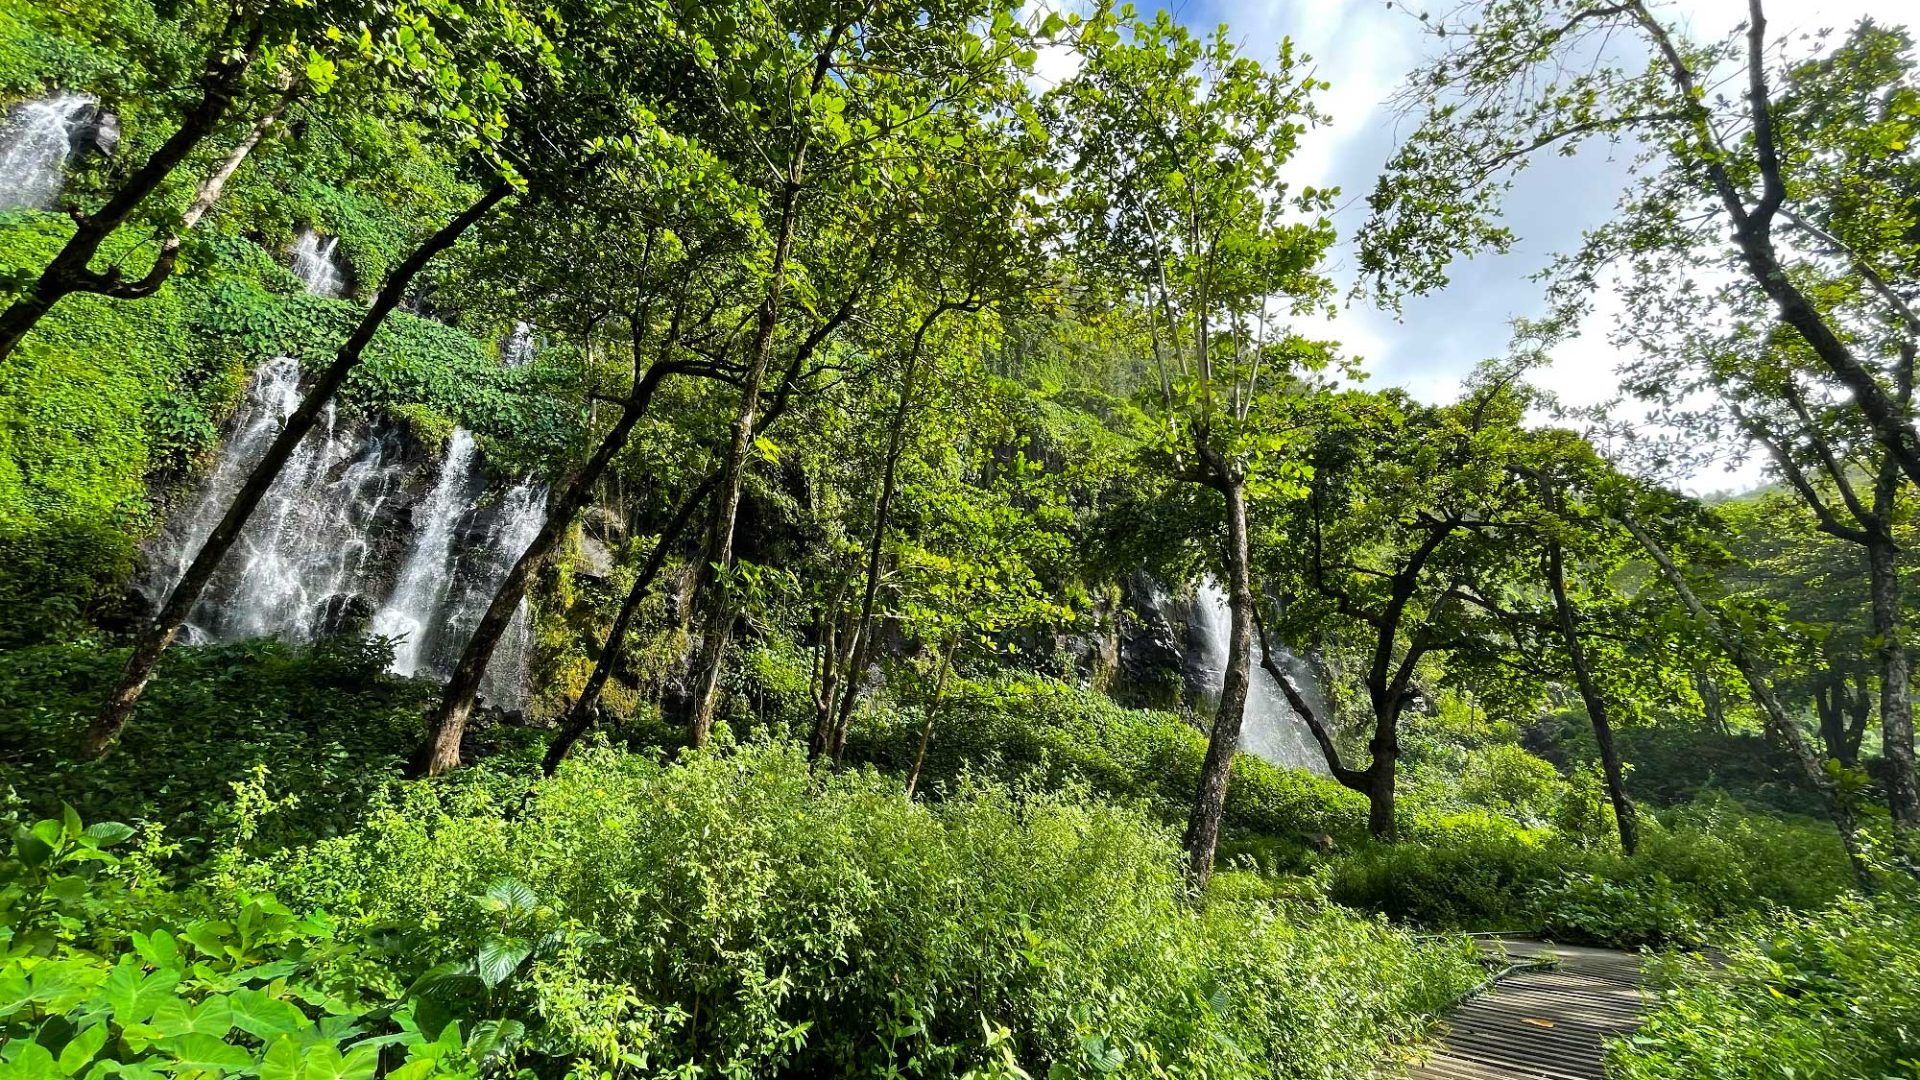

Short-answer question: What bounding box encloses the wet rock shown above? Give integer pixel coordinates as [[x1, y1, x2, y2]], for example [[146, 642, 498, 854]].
[[575, 532, 616, 581], [316, 593, 375, 637], [74, 107, 118, 159]]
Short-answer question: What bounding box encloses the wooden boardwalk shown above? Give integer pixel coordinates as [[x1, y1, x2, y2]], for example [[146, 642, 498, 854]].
[[1395, 940, 1647, 1080]]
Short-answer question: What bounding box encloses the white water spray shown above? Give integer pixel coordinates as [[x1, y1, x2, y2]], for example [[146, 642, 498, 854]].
[[0, 92, 95, 209], [289, 229, 346, 297], [1182, 579, 1329, 774]]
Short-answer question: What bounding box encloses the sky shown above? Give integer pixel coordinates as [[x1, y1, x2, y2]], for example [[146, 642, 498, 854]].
[[1043, 0, 1910, 494]]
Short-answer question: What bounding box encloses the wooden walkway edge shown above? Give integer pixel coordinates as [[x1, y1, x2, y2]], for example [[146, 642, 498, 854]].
[[1394, 939, 1647, 1080]]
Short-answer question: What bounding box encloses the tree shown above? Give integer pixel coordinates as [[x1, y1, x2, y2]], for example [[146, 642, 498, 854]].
[[1619, 503, 1877, 883], [1363, 3, 1920, 498], [0, 0, 542, 363], [678, 0, 1041, 746], [1048, 4, 1334, 886], [1256, 383, 1544, 840], [415, 121, 760, 775]]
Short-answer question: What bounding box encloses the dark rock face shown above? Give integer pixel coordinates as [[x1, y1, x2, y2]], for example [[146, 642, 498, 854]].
[[73, 106, 118, 159], [1109, 573, 1188, 710], [317, 593, 375, 637]]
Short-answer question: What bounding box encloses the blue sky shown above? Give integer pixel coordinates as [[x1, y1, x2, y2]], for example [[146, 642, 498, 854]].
[[1038, 0, 1910, 493]]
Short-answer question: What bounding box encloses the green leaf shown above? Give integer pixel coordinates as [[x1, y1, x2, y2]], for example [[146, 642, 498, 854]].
[[82, 823, 136, 847], [258, 1037, 300, 1080], [155, 1033, 252, 1073], [227, 990, 309, 1041], [102, 956, 180, 1025], [475, 937, 530, 990], [151, 995, 233, 1039], [464, 1019, 524, 1064], [57, 1024, 108, 1076], [1, 1041, 58, 1080], [479, 879, 537, 919]]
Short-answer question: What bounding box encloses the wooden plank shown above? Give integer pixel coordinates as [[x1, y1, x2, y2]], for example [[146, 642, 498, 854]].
[[1388, 940, 1649, 1080]]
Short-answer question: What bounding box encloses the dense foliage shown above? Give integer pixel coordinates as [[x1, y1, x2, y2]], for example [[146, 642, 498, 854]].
[[6, 0, 1920, 1074]]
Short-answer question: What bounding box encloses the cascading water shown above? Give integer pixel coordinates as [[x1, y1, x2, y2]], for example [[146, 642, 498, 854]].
[[0, 92, 95, 209], [502, 321, 535, 367], [150, 357, 411, 644], [1181, 579, 1329, 774], [289, 230, 346, 297], [373, 429, 480, 676], [369, 431, 543, 710], [149, 359, 543, 711]]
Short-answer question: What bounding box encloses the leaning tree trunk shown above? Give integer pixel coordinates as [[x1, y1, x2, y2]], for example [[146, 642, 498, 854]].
[[1544, 530, 1640, 854], [904, 635, 959, 800], [546, 342, 815, 775], [416, 347, 690, 776], [824, 319, 939, 761], [1623, 515, 1874, 884], [84, 181, 514, 758], [1182, 471, 1256, 890], [0, 25, 266, 364], [541, 475, 716, 775]]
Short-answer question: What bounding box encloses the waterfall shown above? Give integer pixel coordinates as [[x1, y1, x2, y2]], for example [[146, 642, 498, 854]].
[[371, 430, 480, 675], [150, 357, 411, 644], [1182, 579, 1329, 774], [148, 359, 542, 711], [0, 92, 95, 209], [502, 321, 535, 367], [368, 431, 544, 710], [289, 230, 345, 297]]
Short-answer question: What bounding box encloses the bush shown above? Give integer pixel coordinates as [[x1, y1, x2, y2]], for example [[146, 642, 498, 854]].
[[1323, 792, 1853, 947], [1608, 892, 1920, 1079], [253, 743, 1481, 1079], [1329, 813, 1563, 928], [1, 810, 505, 1080], [847, 673, 1369, 843]]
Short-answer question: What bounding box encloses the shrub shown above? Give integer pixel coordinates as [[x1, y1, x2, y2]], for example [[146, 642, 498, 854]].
[[254, 743, 1481, 1079], [847, 673, 1368, 842], [1608, 893, 1920, 1080], [1, 813, 502, 1080], [1328, 813, 1563, 928]]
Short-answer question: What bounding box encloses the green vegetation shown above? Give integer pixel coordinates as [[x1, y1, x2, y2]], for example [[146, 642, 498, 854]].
[[5, 0, 1920, 1074], [1610, 892, 1920, 1080]]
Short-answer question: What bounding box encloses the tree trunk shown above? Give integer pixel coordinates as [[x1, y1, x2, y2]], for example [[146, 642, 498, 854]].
[[416, 348, 690, 776], [85, 181, 514, 758], [1181, 473, 1255, 889], [1365, 764, 1397, 841], [1544, 524, 1640, 854], [1696, 670, 1728, 734], [685, 183, 803, 746], [542, 475, 716, 776], [1623, 514, 1874, 884], [904, 635, 958, 799], [825, 319, 939, 758], [0, 25, 264, 364], [1869, 529, 1920, 832]]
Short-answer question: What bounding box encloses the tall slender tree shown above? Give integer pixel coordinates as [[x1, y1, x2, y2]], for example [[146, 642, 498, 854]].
[[1047, 5, 1334, 887]]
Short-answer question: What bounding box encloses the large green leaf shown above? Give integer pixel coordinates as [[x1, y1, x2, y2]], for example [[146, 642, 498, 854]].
[[101, 958, 181, 1026], [474, 938, 530, 990], [155, 1033, 252, 1074], [226, 991, 309, 1041], [56, 1024, 108, 1076], [0, 1040, 58, 1080]]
